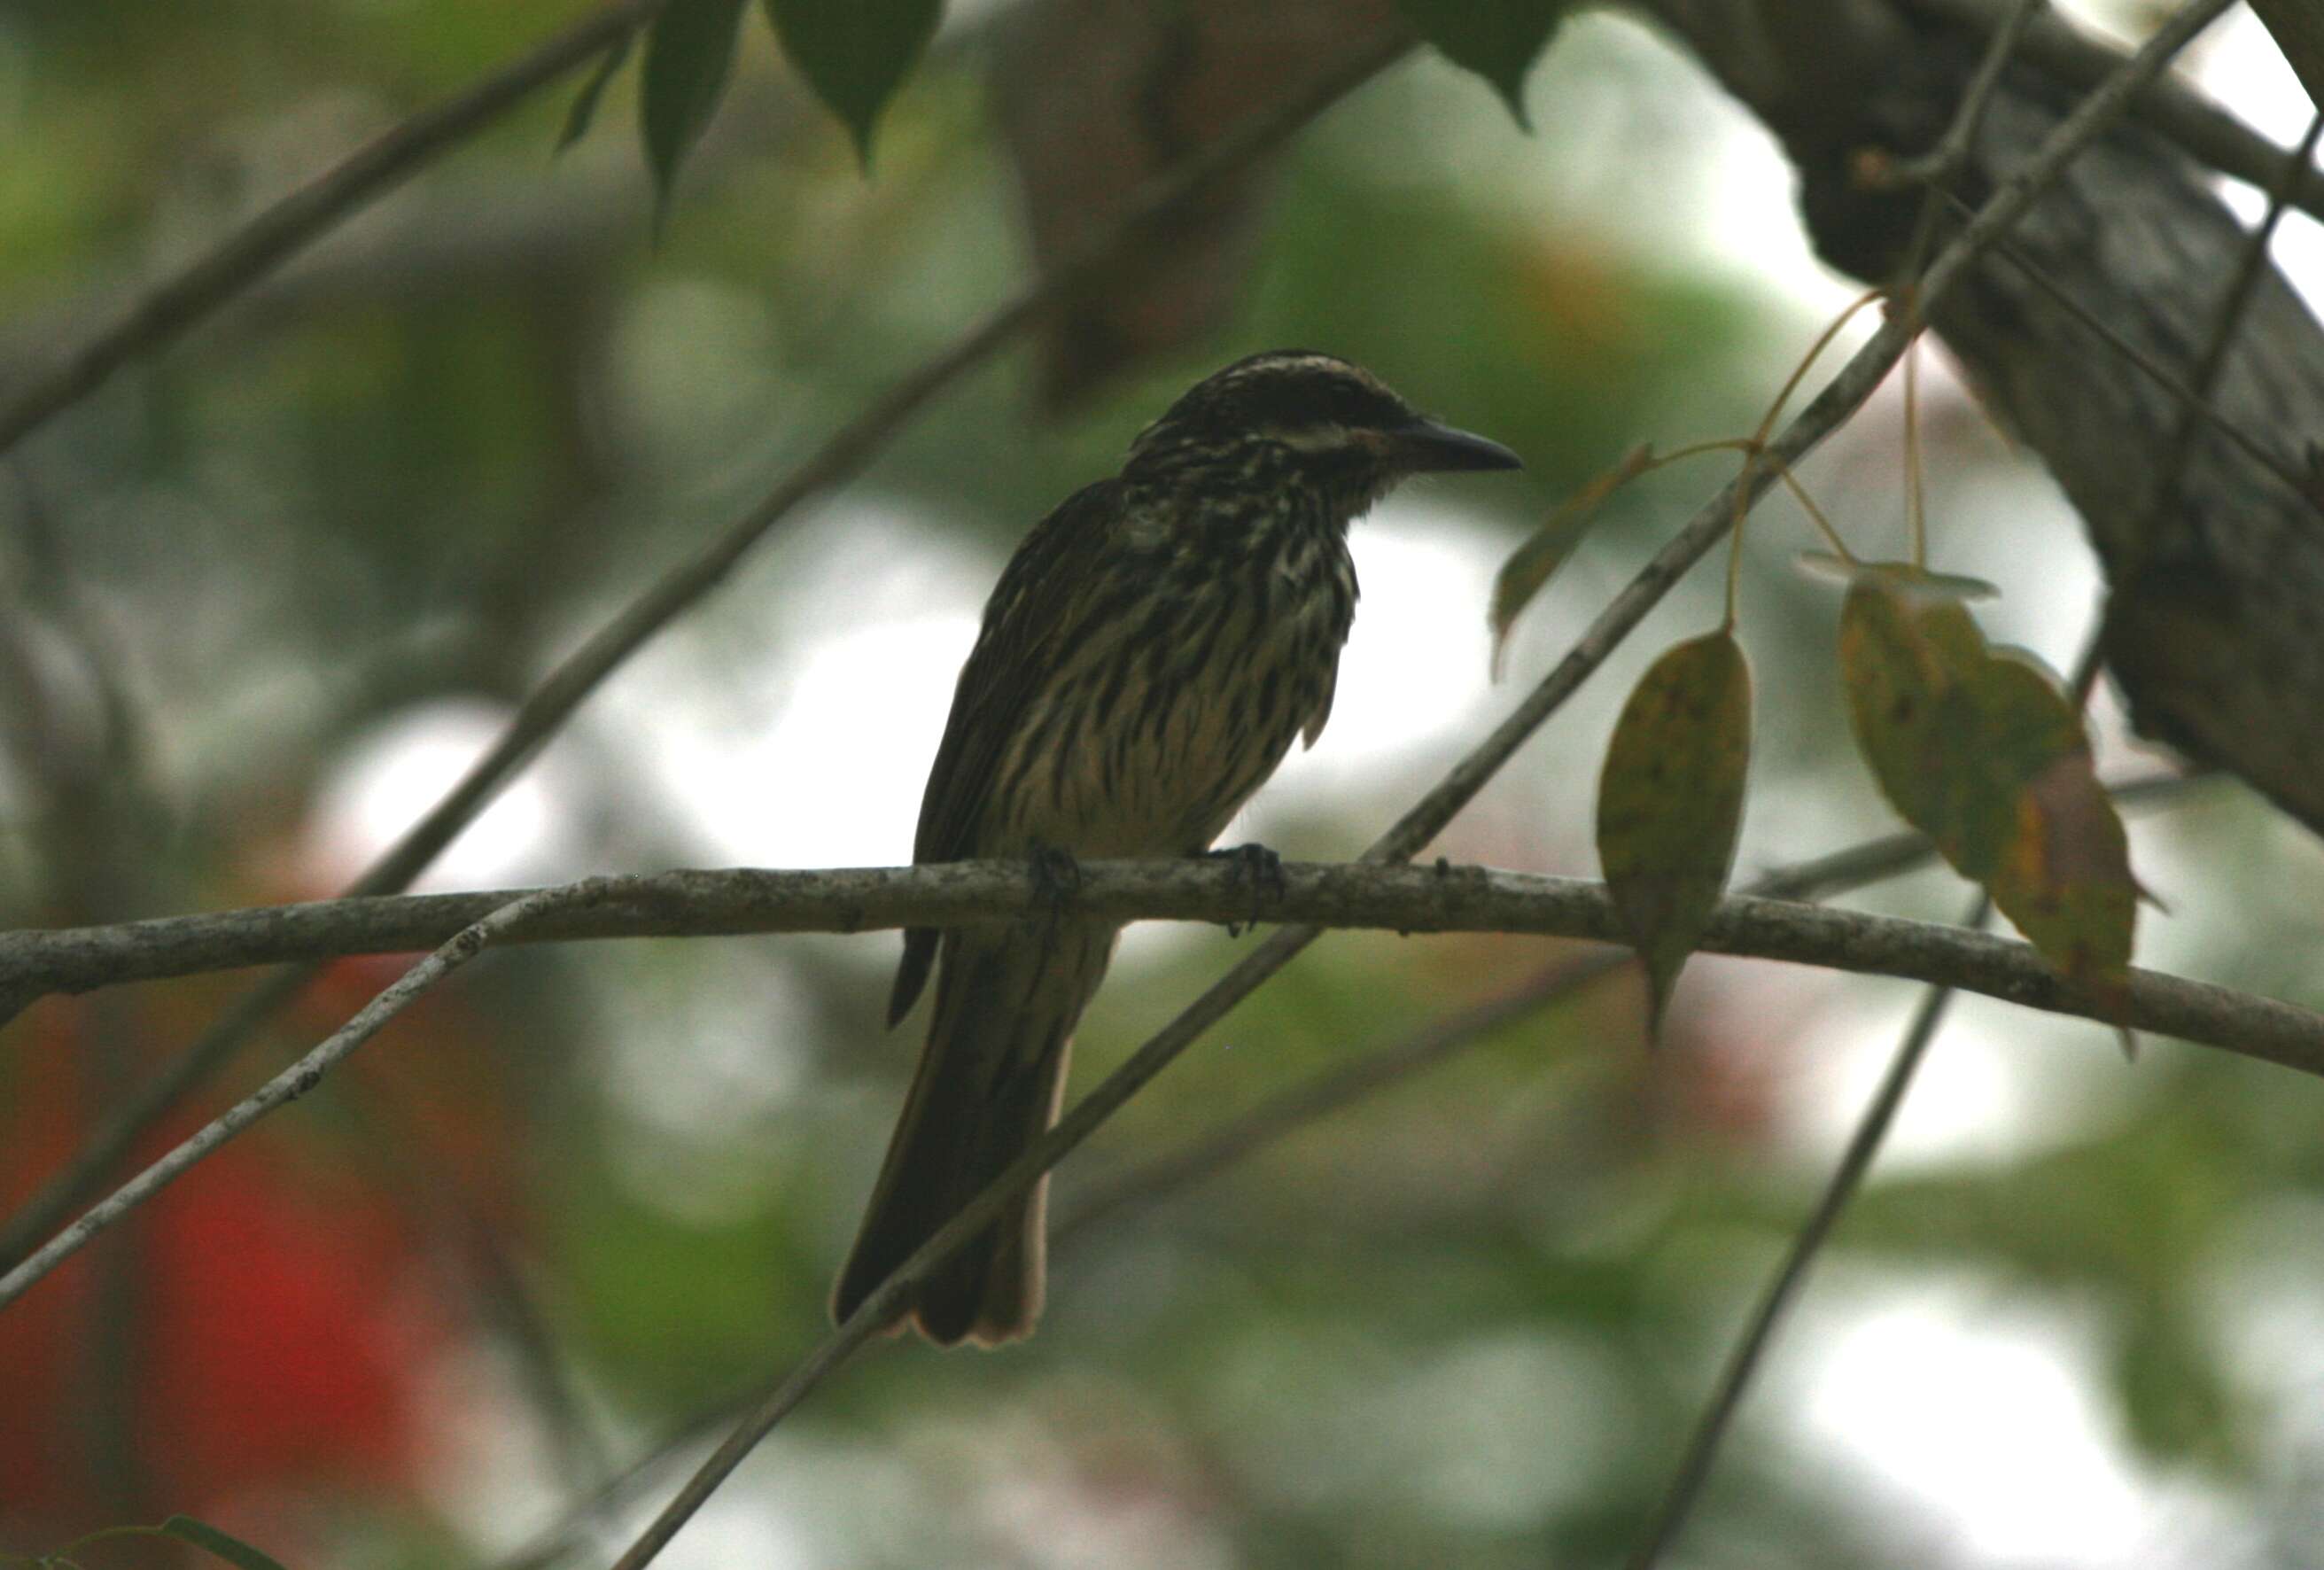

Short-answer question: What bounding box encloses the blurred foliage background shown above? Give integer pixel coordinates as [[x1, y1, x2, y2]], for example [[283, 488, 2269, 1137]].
[[3, 1, 2324, 1566]]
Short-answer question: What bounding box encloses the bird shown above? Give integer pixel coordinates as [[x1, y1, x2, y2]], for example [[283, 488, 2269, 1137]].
[[832, 350, 1522, 1346]]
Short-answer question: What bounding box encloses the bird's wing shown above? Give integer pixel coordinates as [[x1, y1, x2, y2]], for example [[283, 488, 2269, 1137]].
[[890, 479, 1121, 1026], [1301, 660, 1339, 749]]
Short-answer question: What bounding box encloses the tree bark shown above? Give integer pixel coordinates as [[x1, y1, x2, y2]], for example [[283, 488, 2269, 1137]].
[[1640, 0, 2324, 837]]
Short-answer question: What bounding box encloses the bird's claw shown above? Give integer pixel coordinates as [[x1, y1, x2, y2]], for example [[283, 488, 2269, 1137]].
[[1206, 842, 1286, 936], [1029, 843, 1083, 914]]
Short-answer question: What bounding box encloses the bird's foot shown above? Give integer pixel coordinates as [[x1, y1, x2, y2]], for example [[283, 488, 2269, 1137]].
[[1205, 842, 1286, 936], [1028, 843, 1084, 915]]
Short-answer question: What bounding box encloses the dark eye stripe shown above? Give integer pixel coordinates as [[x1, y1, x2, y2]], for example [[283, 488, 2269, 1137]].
[[1242, 373, 1404, 432]]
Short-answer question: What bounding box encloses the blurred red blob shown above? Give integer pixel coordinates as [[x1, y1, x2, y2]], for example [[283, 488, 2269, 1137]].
[[0, 999, 449, 1535]]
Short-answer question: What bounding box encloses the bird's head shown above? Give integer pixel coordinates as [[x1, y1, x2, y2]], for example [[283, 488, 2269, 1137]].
[[1123, 351, 1521, 509]]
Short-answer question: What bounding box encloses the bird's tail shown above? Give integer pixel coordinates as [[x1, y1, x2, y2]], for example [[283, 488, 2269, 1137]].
[[833, 920, 1116, 1346]]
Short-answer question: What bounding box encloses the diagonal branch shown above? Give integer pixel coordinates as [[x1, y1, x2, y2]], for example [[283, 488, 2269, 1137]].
[[1627, 893, 1990, 1570], [1902, 0, 2324, 221], [0, 885, 594, 1313], [0, 0, 672, 459], [2148, 106, 2324, 516]]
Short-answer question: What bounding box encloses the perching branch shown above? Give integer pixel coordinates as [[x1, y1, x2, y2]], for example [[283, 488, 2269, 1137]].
[[17, 856, 2319, 1319], [11, 852, 2315, 1069], [0, 0, 672, 459]]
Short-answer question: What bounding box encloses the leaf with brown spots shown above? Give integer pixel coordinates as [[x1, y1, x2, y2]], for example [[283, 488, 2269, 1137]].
[[1838, 577, 2135, 997], [1596, 629, 1752, 1038]]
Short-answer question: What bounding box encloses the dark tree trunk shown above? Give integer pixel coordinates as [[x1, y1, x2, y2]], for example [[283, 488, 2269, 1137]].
[[1642, 0, 2324, 837]]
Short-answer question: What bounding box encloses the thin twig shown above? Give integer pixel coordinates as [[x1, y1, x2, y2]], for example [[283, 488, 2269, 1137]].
[[0, 971, 305, 1271], [1890, 0, 2050, 281], [606, 10, 2242, 1557], [1055, 950, 1623, 1243], [1903, 0, 2324, 222], [335, 1084, 611, 1491], [1901, 0, 2048, 187], [0, 886, 584, 1313], [0, 0, 671, 458], [1624, 891, 1989, 1570], [0, 28, 1414, 1273], [1929, 198, 2316, 501], [1904, 0, 2237, 323], [1750, 769, 2204, 899], [496, 1388, 762, 1570], [2147, 107, 2324, 517]]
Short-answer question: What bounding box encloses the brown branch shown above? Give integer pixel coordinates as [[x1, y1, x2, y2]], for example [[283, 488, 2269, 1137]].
[[18, 857, 2315, 1322], [8, 846, 2305, 1062]]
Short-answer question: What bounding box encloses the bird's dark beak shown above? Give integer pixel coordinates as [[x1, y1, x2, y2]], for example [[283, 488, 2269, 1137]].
[[1394, 417, 1523, 473]]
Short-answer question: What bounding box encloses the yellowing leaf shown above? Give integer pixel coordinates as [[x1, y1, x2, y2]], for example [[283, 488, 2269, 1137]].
[[1838, 579, 2135, 993], [1596, 629, 1753, 1037]]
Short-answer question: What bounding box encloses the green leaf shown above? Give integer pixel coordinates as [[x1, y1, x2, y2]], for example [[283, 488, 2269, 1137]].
[[556, 28, 636, 154], [761, 0, 942, 166], [1489, 443, 1642, 676], [158, 1518, 291, 1570], [1597, 629, 1753, 1037], [1838, 579, 2135, 993], [641, 0, 750, 225], [1396, 0, 1567, 127]]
